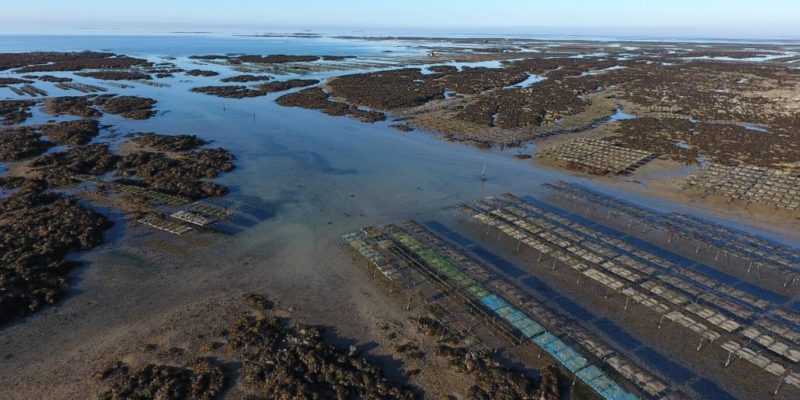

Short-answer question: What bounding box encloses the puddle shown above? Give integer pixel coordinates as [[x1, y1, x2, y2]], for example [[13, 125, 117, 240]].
[[504, 74, 546, 89], [609, 107, 636, 121]]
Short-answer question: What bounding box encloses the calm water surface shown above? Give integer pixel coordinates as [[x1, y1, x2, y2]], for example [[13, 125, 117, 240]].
[[0, 35, 796, 399]]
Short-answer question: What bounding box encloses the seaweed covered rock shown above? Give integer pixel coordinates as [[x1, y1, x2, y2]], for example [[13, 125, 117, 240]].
[[0, 77, 33, 85], [192, 54, 321, 64], [414, 317, 539, 400], [116, 148, 235, 199], [0, 126, 53, 161], [99, 358, 225, 400], [40, 119, 100, 145], [42, 95, 157, 120], [0, 179, 112, 326], [76, 70, 152, 81], [220, 75, 272, 83], [191, 79, 319, 98], [43, 96, 102, 118], [31, 143, 119, 184], [226, 313, 415, 400], [186, 69, 220, 77], [35, 75, 73, 83], [256, 79, 319, 93], [0, 99, 37, 124], [95, 95, 157, 120], [133, 133, 209, 152], [191, 86, 265, 99], [329, 68, 445, 110], [436, 345, 537, 400], [0, 51, 150, 72], [276, 87, 386, 122]]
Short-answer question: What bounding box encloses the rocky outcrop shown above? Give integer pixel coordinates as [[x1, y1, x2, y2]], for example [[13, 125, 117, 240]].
[[0, 179, 112, 326]]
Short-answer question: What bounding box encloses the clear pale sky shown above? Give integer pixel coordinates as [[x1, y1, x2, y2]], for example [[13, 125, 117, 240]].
[[2, 0, 799, 38]]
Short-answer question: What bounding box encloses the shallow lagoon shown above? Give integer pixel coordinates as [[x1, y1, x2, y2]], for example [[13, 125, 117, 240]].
[[0, 34, 797, 399]]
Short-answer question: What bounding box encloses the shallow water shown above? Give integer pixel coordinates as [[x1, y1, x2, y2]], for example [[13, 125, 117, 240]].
[[1, 34, 799, 399]]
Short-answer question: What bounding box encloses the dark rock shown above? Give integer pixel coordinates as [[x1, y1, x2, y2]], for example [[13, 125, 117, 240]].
[[76, 71, 152, 81], [191, 86, 265, 99], [0, 99, 37, 125], [133, 133, 209, 152], [99, 358, 225, 400], [185, 69, 219, 77], [256, 79, 319, 93], [40, 119, 100, 145], [0, 179, 112, 326], [96, 96, 157, 120], [220, 75, 272, 83], [0, 126, 53, 161], [42, 96, 102, 118], [0, 51, 150, 72], [276, 87, 386, 122], [0, 77, 33, 85]]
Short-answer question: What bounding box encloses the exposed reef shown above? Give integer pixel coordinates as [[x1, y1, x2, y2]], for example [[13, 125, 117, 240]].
[[185, 69, 220, 77], [43, 95, 156, 120], [0, 51, 151, 72], [132, 133, 209, 152], [0, 178, 112, 326], [276, 87, 386, 122], [96, 295, 415, 399], [256, 79, 319, 93], [220, 75, 272, 83], [191, 86, 265, 99], [40, 119, 101, 145], [76, 71, 152, 81], [0, 126, 53, 161], [0, 99, 37, 125], [191, 79, 319, 98]]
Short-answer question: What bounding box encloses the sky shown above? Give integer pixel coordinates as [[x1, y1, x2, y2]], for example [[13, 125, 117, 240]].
[[2, 0, 800, 39]]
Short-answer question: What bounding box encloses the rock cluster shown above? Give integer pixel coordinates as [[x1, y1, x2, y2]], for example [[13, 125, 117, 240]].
[[95, 96, 157, 120], [40, 119, 101, 145], [0, 126, 52, 161], [329, 68, 445, 110], [96, 296, 415, 399], [220, 75, 272, 83], [414, 317, 548, 400], [133, 133, 209, 152], [611, 117, 800, 167], [21, 133, 235, 199], [76, 70, 152, 81], [43, 95, 157, 120], [116, 148, 235, 199], [276, 87, 386, 122], [436, 345, 538, 400], [190, 54, 321, 64], [256, 79, 319, 93], [0, 51, 150, 72], [226, 309, 415, 399], [33, 75, 74, 83], [0, 179, 112, 326], [191, 79, 319, 98], [0, 77, 33, 85], [98, 358, 225, 400], [0, 99, 36, 124], [191, 86, 266, 98], [185, 69, 220, 77], [43, 96, 102, 118]]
